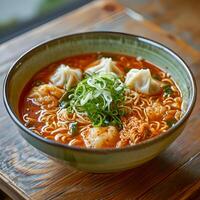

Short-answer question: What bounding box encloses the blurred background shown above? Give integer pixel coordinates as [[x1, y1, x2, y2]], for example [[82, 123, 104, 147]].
[[0, 0, 93, 43], [1, 0, 200, 50]]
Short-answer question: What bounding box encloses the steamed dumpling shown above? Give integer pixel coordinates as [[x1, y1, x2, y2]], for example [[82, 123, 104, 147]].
[[29, 84, 64, 108], [83, 126, 119, 148], [50, 64, 82, 90], [85, 57, 123, 78], [125, 69, 161, 95]]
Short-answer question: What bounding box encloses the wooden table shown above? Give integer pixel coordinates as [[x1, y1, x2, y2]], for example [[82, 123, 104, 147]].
[[120, 0, 200, 51], [0, 0, 200, 199]]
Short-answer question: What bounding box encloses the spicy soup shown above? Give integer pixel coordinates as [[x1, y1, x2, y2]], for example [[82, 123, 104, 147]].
[[19, 52, 182, 148]]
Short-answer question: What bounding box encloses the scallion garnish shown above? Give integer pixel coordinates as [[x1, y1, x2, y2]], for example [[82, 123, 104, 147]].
[[60, 72, 125, 127], [163, 85, 173, 97], [69, 122, 78, 136]]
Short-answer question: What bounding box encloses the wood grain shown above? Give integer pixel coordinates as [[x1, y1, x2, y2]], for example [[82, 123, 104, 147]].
[[119, 0, 200, 51], [0, 0, 200, 199]]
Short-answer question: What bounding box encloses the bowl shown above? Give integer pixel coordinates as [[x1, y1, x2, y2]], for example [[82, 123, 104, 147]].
[[3, 32, 196, 173]]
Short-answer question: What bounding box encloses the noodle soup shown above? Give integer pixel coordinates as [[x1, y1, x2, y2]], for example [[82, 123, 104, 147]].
[[19, 52, 182, 149]]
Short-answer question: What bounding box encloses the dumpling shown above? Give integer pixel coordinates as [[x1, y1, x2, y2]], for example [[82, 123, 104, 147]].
[[85, 57, 123, 78], [125, 69, 161, 95], [83, 126, 119, 148], [146, 102, 167, 121], [50, 64, 82, 90], [28, 84, 64, 108]]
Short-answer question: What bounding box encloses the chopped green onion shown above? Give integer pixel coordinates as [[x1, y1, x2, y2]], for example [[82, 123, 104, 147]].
[[69, 122, 78, 136], [166, 118, 177, 127], [163, 85, 173, 96], [60, 72, 125, 127], [59, 88, 74, 108]]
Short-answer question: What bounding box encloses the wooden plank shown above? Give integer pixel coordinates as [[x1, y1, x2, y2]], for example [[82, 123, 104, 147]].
[[0, 173, 28, 200], [138, 153, 200, 200], [89, 8, 200, 65], [0, 190, 12, 200], [119, 0, 200, 51], [0, 0, 200, 199], [177, 180, 200, 200]]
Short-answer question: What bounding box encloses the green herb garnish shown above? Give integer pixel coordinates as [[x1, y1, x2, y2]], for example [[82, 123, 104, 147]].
[[59, 88, 75, 108], [69, 122, 78, 136], [60, 72, 125, 127], [166, 118, 177, 127], [163, 85, 173, 96]]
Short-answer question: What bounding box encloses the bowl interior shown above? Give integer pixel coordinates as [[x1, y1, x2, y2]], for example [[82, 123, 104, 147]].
[[6, 32, 194, 128]]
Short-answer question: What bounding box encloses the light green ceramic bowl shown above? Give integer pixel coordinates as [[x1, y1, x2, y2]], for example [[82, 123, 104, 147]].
[[4, 32, 196, 173]]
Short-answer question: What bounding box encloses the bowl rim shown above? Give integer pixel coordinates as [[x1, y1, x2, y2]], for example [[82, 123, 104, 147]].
[[3, 31, 197, 154]]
